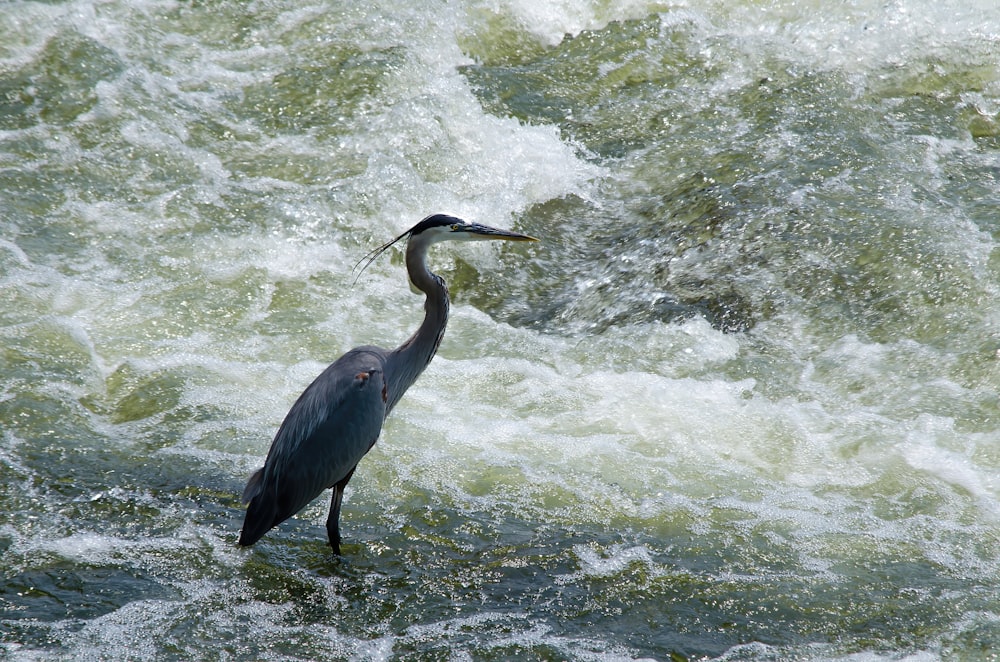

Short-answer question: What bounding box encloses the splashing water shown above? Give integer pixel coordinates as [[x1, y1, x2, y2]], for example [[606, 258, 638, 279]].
[[2, 0, 1000, 659]]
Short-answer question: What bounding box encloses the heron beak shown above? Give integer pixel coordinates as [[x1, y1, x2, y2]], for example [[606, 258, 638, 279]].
[[461, 223, 539, 242]]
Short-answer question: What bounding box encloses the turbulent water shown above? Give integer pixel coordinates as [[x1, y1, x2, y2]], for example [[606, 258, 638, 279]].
[[2, 0, 1000, 659]]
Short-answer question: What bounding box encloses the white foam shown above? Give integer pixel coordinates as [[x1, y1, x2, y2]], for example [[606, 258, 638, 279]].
[[3, 1, 1000, 660], [474, 0, 667, 47], [567, 543, 659, 579], [900, 416, 1000, 518], [704, 0, 1000, 77]]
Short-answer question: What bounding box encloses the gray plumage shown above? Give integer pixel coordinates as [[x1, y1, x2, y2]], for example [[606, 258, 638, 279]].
[[239, 214, 536, 553]]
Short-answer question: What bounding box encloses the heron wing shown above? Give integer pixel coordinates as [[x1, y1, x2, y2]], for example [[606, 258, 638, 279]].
[[240, 348, 388, 543]]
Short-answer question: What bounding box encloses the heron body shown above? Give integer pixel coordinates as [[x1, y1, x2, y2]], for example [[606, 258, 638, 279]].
[[239, 214, 536, 553]]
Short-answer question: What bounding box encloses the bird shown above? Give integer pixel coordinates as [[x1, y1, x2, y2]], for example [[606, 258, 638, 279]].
[[238, 214, 537, 553]]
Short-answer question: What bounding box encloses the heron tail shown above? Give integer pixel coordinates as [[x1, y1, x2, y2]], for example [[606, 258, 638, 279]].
[[238, 468, 277, 547]]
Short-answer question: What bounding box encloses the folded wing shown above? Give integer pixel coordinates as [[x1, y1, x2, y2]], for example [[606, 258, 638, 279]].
[[239, 348, 388, 546]]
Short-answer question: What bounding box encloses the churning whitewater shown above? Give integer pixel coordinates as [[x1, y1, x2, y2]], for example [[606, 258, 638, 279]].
[[2, 0, 999, 660]]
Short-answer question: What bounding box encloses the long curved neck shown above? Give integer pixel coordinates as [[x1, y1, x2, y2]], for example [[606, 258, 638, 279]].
[[384, 239, 449, 413]]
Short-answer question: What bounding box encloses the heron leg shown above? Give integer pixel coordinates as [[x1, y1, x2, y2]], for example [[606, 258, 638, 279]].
[[326, 468, 356, 555]]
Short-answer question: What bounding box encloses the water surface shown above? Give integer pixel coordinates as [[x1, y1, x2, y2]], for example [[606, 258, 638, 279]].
[[2, 1, 1000, 659]]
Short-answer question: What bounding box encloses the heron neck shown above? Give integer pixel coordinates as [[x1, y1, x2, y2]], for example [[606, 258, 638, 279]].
[[385, 247, 449, 413]]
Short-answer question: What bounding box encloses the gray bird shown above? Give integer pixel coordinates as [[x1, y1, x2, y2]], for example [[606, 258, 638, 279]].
[[239, 214, 537, 553]]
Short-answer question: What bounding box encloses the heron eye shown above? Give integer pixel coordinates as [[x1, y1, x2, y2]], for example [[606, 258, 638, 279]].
[[450, 224, 460, 231]]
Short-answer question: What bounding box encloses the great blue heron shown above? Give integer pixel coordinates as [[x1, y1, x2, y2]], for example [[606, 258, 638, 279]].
[[238, 214, 537, 553]]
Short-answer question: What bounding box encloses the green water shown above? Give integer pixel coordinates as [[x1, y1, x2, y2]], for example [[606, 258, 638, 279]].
[[2, 1, 1000, 660]]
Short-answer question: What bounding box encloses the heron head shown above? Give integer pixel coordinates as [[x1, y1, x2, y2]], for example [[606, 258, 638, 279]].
[[353, 214, 537, 281], [411, 214, 538, 244]]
